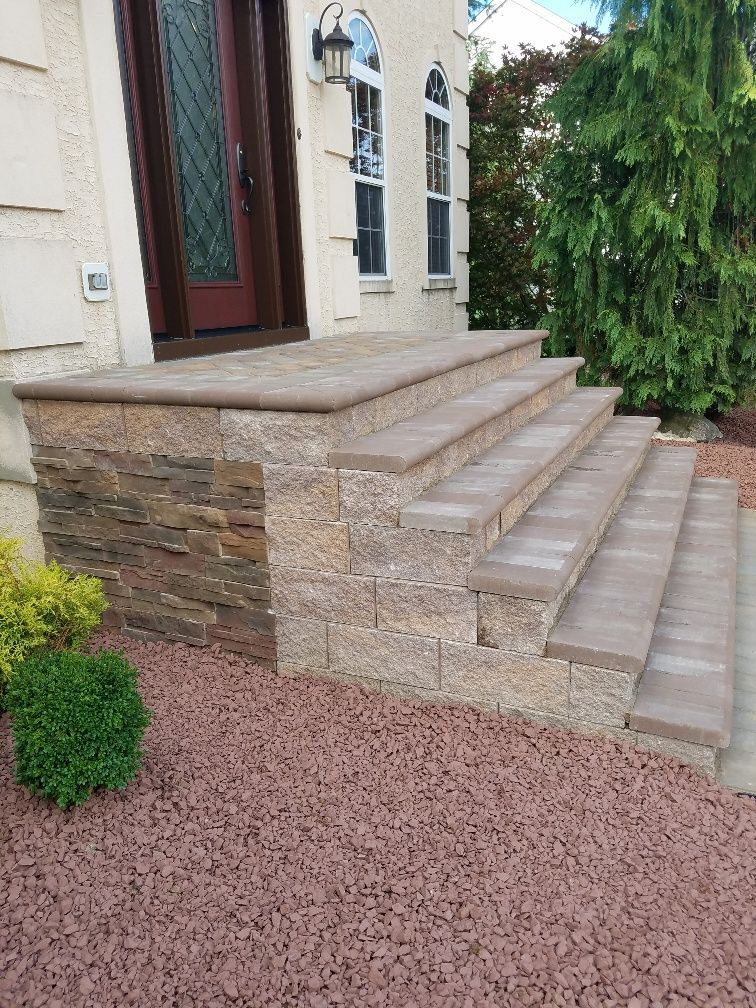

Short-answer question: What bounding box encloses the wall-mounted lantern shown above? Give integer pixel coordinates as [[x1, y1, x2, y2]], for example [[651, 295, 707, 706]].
[[311, 3, 354, 85]]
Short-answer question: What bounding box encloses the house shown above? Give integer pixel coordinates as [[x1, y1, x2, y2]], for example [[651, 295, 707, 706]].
[[470, 0, 576, 54], [0, 0, 470, 559]]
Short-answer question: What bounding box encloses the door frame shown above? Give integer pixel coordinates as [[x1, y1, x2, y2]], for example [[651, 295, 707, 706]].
[[115, 0, 308, 360]]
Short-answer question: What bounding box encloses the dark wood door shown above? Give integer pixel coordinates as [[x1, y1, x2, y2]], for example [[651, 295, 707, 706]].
[[118, 0, 308, 358], [122, 0, 257, 336]]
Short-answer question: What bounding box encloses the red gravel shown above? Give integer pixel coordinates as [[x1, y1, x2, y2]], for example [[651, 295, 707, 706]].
[[2, 634, 755, 1008], [663, 407, 756, 508]]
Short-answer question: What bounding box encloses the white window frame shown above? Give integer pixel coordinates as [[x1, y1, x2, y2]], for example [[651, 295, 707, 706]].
[[424, 63, 453, 280], [348, 13, 390, 280]]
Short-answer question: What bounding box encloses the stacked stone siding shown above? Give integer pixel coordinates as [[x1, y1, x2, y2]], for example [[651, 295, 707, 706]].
[[30, 443, 274, 665]]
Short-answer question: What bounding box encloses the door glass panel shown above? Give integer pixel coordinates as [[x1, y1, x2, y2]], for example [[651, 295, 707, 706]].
[[161, 0, 238, 282]]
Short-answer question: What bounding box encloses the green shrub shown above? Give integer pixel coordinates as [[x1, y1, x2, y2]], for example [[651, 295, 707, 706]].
[[0, 536, 106, 698], [6, 649, 151, 808]]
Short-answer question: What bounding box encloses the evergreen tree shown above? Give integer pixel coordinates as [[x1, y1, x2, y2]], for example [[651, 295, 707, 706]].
[[469, 34, 600, 330], [534, 0, 756, 413]]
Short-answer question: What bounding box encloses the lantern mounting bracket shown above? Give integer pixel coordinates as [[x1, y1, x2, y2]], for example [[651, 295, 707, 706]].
[[312, 2, 344, 61]]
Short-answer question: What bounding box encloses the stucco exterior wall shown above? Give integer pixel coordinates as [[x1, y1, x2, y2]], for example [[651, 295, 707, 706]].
[[289, 0, 470, 339], [0, 0, 469, 557], [0, 0, 151, 558]]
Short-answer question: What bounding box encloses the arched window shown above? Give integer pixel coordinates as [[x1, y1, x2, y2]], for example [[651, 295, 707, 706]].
[[348, 15, 387, 277], [425, 65, 452, 277]]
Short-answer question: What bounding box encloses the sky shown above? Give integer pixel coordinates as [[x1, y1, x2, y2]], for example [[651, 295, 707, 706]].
[[532, 0, 610, 29]]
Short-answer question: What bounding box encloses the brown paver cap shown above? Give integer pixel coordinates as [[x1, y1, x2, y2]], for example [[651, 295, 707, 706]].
[[329, 357, 583, 474], [468, 417, 660, 601], [12, 330, 545, 413], [629, 477, 738, 747], [401, 387, 621, 532], [547, 446, 697, 673]]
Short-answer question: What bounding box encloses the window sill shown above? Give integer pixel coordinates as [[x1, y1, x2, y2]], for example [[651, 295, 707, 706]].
[[359, 279, 395, 294], [422, 277, 456, 291]]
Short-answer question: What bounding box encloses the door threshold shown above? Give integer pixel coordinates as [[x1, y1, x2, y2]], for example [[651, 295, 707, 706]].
[[152, 326, 309, 362]]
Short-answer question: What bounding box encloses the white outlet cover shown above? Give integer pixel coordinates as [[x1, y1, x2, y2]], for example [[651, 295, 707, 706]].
[[81, 261, 111, 302]]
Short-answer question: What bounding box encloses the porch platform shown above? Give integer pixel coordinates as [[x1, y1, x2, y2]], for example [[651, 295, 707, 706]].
[[12, 330, 542, 411], [13, 330, 740, 783]]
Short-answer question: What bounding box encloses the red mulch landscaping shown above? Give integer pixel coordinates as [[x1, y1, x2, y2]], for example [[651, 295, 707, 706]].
[[2, 633, 755, 1008], [662, 407, 756, 508]]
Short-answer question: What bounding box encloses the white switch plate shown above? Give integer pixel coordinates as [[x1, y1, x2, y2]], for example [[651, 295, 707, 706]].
[[81, 261, 111, 301]]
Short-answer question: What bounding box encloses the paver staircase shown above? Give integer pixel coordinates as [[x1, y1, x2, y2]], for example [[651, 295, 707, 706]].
[[15, 330, 737, 774]]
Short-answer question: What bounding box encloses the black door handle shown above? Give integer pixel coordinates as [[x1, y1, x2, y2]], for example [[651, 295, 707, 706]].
[[236, 142, 253, 214]]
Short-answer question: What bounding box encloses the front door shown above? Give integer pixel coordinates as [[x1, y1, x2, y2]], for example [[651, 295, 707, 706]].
[[117, 0, 307, 357]]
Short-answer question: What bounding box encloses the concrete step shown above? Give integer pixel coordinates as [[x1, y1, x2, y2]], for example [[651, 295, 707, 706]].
[[472, 417, 659, 653], [332, 357, 583, 528], [546, 446, 697, 674], [400, 387, 621, 534], [628, 477, 738, 749], [329, 357, 583, 474]]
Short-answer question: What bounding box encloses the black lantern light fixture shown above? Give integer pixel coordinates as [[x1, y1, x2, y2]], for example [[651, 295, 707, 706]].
[[312, 3, 354, 85]]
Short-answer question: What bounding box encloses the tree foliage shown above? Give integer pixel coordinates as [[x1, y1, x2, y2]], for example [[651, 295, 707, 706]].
[[468, 32, 601, 330], [534, 0, 756, 413]]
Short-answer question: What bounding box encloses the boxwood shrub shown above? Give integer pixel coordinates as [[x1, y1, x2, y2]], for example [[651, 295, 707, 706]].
[[6, 649, 151, 808]]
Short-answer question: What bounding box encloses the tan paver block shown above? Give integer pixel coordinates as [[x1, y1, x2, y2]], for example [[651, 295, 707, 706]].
[[38, 401, 127, 452], [275, 616, 328, 668], [267, 517, 350, 573], [477, 593, 555, 655], [277, 662, 379, 691], [380, 681, 497, 713], [264, 464, 339, 520], [376, 579, 477, 642], [351, 524, 487, 586], [221, 409, 346, 465], [440, 641, 569, 714], [569, 663, 638, 728], [124, 405, 221, 457], [635, 732, 718, 775], [328, 624, 440, 688], [498, 704, 637, 744], [270, 568, 376, 626]]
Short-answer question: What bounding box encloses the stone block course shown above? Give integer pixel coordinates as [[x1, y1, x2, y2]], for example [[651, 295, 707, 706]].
[[263, 464, 340, 520], [569, 663, 638, 728], [124, 405, 222, 457], [350, 524, 488, 586], [440, 641, 570, 714], [270, 567, 376, 626], [328, 624, 440, 688], [37, 401, 128, 451], [267, 517, 350, 573], [376, 579, 477, 642]]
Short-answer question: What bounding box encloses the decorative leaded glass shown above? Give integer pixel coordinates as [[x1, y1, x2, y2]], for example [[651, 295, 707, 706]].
[[349, 16, 380, 72], [161, 0, 238, 282], [425, 67, 449, 109]]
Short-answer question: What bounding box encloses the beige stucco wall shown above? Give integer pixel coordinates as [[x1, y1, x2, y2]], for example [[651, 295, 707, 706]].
[[289, 0, 470, 339], [0, 0, 152, 558], [0, 0, 469, 557]]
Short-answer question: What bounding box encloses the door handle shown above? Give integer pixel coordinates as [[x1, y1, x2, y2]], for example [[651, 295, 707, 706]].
[[236, 142, 253, 214]]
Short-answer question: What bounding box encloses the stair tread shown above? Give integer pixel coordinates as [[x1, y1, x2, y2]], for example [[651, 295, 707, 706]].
[[328, 357, 584, 474], [400, 387, 622, 533], [628, 477, 738, 748], [546, 446, 697, 673], [468, 417, 660, 601]]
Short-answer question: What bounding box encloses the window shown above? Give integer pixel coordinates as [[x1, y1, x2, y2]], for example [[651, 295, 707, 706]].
[[348, 15, 387, 277], [425, 66, 451, 277]]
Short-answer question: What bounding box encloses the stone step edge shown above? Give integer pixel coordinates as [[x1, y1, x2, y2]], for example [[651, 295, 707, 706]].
[[626, 477, 738, 749], [468, 417, 659, 604], [546, 446, 697, 675], [399, 387, 623, 534], [328, 357, 584, 475]]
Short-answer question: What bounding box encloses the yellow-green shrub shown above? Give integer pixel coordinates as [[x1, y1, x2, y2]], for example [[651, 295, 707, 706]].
[[0, 536, 106, 697]]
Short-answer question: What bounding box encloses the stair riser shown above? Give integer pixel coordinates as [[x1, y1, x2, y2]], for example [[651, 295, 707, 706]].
[[337, 371, 577, 528], [222, 341, 541, 466], [477, 442, 651, 654]]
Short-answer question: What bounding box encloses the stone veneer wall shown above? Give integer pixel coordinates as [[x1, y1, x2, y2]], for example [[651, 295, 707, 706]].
[[22, 402, 275, 666]]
